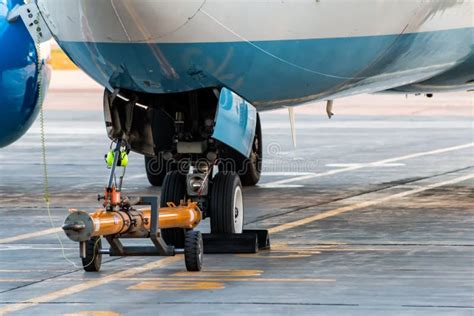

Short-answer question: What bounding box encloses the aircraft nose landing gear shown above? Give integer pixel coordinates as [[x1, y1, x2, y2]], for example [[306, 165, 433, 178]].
[[82, 87, 271, 273]]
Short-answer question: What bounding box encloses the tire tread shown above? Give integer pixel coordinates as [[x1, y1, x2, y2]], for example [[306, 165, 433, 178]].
[[210, 172, 242, 234]]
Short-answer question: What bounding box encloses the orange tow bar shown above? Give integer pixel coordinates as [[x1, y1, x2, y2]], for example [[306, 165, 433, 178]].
[[63, 201, 202, 242], [63, 140, 206, 272]]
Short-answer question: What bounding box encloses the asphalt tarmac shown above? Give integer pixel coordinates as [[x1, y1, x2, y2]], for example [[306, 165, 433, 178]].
[[0, 76, 473, 315]]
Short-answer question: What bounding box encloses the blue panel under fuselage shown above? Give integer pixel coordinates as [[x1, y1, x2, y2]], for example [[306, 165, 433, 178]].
[[57, 27, 474, 108], [212, 88, 257, 157]]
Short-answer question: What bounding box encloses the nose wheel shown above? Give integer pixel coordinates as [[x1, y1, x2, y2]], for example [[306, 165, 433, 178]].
[[210, 172, 244, 234], [160, 169, 245, 235]]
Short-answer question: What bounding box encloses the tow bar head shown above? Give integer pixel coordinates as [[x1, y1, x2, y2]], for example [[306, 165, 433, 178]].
[[62, 210, 94, 242]]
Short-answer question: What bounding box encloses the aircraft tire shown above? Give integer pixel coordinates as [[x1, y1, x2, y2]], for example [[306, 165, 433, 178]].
[[210, 172, 244, 234], [145, 155, 168, 186]]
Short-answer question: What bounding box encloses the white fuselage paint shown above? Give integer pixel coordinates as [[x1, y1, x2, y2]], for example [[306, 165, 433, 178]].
[[39, 0, 473, 43], [36, 0, 474, 107]]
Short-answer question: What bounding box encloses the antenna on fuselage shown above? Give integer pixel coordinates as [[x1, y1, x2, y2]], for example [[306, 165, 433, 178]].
[[326, 100, 334, 119], [288, 107, 297, 148]]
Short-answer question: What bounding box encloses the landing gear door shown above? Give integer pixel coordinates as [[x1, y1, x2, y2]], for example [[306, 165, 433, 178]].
[[212, 88, 257, 158]]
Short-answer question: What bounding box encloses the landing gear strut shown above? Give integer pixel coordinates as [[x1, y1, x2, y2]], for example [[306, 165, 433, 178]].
[[138, 90, 269, 250]]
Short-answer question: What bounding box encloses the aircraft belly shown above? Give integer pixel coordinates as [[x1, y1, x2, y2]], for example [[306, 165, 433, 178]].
[[38, 0, 474, 107]]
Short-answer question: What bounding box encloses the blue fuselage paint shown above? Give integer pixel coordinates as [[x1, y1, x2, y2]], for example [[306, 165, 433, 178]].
[[0, 0, 50, 148], [212, 88, 257, 157], [57, 27, 474, 109]]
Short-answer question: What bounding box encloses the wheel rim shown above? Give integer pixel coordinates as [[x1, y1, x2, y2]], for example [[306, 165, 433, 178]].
[[233, 186, 244, 233]]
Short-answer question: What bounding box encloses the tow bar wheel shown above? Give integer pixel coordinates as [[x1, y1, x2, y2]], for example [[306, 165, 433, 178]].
[[184, 230, 203, 271], [82, 236, 102, 272], [210, 172, 244, 234]]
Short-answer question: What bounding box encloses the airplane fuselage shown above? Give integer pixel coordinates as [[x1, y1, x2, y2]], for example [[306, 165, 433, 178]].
[[39, 0, 474, 110]]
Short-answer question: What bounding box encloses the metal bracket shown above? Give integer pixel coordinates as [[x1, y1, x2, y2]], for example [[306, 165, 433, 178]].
[[7, 3, 52, 44], [106, 236, 125, 256], [141, 196, 175, 256], [106, 196, 175, 257], [79, 241, 86, 258]]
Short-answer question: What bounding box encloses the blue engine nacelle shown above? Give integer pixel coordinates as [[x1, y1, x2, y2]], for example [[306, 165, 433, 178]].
[[0, 0, 50, 148]]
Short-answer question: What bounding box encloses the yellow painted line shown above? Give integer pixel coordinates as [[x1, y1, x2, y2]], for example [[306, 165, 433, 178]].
[[129, 280, 225, 291], [1, 173, 472, 314], [235, 245, 322, 259], [0, 257, 180, 315], [238, 253, 317, 259], [128, 277, 334, 291], [172, 269, 263, 277], [125, 277, 334, 283], [64, 311, 120, 316], [49, 276, 333, 283], [268, 174, 474, 234], [274, 245, 411, 252], [0, 227, 61, 244], [271, 243, 343, 250], [237, 247, 402, 259]]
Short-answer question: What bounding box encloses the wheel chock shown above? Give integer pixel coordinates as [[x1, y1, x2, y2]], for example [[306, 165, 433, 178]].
[[203, 229, 270, 254]]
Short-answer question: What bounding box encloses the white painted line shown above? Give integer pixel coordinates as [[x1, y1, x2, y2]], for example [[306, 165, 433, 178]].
[[70, 182, 104, 189], [0, 228, 62, 244], [260, 184, 305, 189], [28, 128, 105, 135], [261, 143, 473, 187], [0, 245, 76, 251], [326, 163, 406, 168], [262, 172, 317, 176], [128, 174, 147, 180]]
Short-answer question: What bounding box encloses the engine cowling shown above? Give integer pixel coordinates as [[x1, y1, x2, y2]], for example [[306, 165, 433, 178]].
[[0, 0, 51, 148]]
